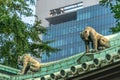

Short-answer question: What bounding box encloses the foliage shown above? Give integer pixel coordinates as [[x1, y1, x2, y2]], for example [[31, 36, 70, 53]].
[[0, 0, 59, 68], [99, 0, 120, 33]]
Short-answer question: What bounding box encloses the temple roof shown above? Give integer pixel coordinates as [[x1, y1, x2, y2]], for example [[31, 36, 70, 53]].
[[0, 32, 120, 80]]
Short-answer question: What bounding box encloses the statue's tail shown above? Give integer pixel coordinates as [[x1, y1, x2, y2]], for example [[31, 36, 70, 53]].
[[40, 63, 49, 67]]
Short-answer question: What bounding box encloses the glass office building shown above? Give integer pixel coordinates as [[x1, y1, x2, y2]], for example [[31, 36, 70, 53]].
[[42, 4, 116, 62]]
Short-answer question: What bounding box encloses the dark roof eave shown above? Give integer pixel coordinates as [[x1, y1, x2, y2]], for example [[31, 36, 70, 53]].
[[67, 61, 120, 80], [45, 11, 77, 25]]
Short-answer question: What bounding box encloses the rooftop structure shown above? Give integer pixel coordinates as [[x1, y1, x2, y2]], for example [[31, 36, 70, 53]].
[[1, 32, 120, 80], [36, 0, 100, 27]]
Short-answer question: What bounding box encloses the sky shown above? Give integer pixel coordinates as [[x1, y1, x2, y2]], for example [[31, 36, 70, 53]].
[[22, 2, 36, 24]]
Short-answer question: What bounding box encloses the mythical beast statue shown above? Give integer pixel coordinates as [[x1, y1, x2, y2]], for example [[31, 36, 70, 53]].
[[80, 26, 110, 53], [17, 54, 41, 75]]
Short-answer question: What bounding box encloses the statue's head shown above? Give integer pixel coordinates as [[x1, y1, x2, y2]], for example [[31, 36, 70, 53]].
[[80, 30, 89, 41], [17, 55, 23, 66]]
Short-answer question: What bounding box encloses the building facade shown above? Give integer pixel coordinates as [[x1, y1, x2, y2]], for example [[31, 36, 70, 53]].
[[41, 4, 116, 62], [36, 0, 100, 27]]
